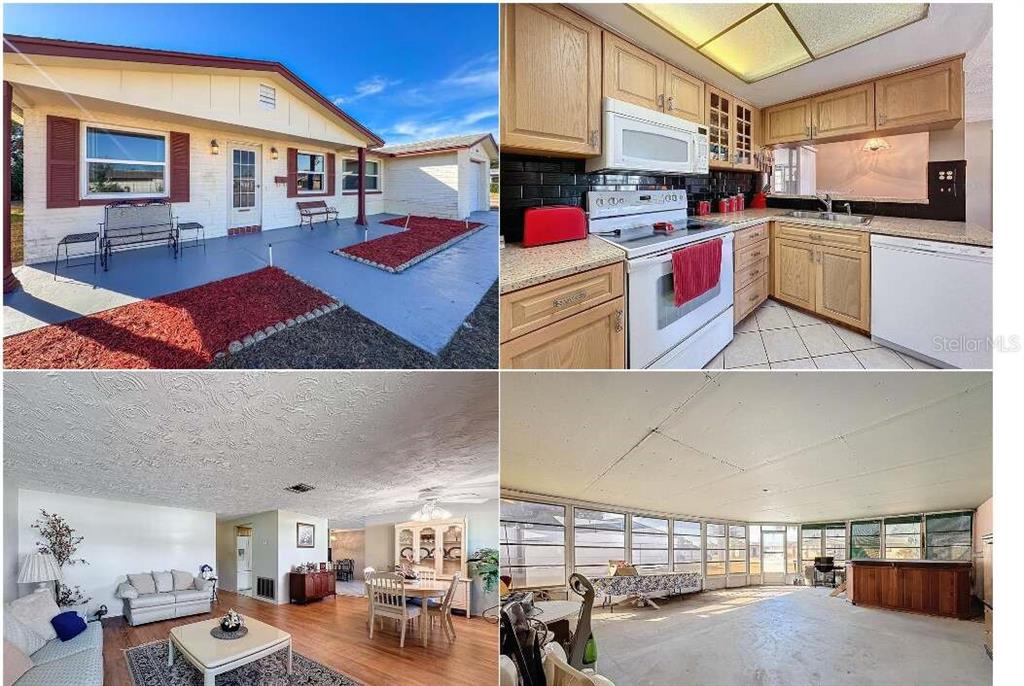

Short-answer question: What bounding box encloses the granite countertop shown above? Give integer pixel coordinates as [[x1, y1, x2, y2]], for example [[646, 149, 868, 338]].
[[500, 235, 625, 294], [715, 208, 993, 248]]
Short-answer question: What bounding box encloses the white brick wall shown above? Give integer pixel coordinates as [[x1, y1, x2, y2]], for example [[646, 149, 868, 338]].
[[381, 152, 460, 219], [20, 104, 384, 264]]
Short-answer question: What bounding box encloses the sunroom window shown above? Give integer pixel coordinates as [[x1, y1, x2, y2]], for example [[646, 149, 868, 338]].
[[297, 152, 326, 193], [84, 126, 167, 197], [343, 159, 381, 191]]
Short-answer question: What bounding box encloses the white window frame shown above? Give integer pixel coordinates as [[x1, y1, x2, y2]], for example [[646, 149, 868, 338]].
[[296, 150, 327, 195], [342, 157, 382, 192], [80, 122, 170, 200]]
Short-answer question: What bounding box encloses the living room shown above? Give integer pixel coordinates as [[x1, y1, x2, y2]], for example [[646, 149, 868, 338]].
[[3, 371, 499, 686]]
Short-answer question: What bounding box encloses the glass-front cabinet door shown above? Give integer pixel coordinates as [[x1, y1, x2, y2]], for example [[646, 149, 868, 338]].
[[706, 87, 732, 167], [734, 100, 755, 169], [419, 527, 436, 568], [442, 524, 466, 577], [398, 527, 415, 565]]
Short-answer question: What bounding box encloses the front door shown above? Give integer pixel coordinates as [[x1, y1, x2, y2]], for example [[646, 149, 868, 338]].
[[762, 527, 787, 585], [229, 145, 262, 229]]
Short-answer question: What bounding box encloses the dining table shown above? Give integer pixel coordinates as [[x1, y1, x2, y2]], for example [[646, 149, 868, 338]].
[[398, 579, 451, 646]]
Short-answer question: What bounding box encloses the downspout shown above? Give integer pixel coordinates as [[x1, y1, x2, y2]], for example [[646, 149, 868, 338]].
[[356, 146, 367, 226], [3, 81, 20, 293]]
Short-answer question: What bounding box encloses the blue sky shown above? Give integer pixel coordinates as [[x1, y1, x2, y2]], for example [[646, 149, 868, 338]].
[[3, 3, 498, 144]]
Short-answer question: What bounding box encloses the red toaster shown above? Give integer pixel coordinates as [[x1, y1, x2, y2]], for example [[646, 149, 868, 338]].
[[522, 205, 587, 247]]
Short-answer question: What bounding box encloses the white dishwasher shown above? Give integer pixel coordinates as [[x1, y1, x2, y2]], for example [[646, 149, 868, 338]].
[[870, 234, 992, 369]]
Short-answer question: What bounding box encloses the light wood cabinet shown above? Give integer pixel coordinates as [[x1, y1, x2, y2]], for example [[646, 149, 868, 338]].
[[664, 65, 704, 124], [812, 83, 875, 139], [771, 222, 871, 331], [875, 58, 963, 131], [501, 4, 602, 155], [706, 86, 734, 167], [763, 99, 812, 145], [500, 297, 625, 369], [733, 225, 770, 323], [603, 32, 664, 112], [733, 98, 757, 169]]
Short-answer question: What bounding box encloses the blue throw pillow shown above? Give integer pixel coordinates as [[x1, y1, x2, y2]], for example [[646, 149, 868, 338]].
[[51, 611, 87, 642]]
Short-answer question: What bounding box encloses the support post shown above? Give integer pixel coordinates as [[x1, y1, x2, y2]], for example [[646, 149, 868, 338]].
[[356, 147, 367, 226], [3, 80, 21, 293]]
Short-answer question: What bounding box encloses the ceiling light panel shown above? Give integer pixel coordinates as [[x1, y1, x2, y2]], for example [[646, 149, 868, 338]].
[[701, 4, 811, 82], [631, 3, 763, 47], [781, 3, 929, 58]]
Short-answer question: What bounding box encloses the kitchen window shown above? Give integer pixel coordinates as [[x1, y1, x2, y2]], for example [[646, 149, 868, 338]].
[[573, 508, 625, 578], [343, 158, 381, 191], [297, 152, 326, 193], [850, 520, 882, 559], [705, 523, 726, 576], [499, 499, 566, 589], [631, 516, 669, 572], [925, 512, 972, 561], [884, 516, 923, 559], [82, 124, 168, 198], [727, 525, 747, 574], [672, 520, 702, 575]]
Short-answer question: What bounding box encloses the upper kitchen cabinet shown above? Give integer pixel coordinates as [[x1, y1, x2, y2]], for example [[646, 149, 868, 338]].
[[706, 86, 734, 167], [500, 4, 602, 156], [812, 83, 875, 139], [603, 32, 665, 112], [762, 99, 812, 145], [664, 65, 705, 124], [875, 58, 964, 132], [733, 98, 758, 170]]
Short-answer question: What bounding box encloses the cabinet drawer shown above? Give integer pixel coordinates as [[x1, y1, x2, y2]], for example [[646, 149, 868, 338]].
[[734, 273, 768, 323], [734, 238, 769, 271], [775, 223, 869, 251], [500, 298, 625, 369], [733, 223, 769, 251], [735, 257, 769, 291], [500, 263, 624, 342]]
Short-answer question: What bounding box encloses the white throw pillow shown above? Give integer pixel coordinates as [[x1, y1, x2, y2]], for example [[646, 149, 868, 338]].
[[171, 570, 194, 591], [3, 613, 47, 658], [7, 590, 60, 641], [128, 573, 156, 595], [153, 571, 173, 593]]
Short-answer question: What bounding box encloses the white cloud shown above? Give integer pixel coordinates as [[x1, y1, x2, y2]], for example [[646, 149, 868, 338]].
[[333, 75, 401, 105], [387, 107, 498, 142]]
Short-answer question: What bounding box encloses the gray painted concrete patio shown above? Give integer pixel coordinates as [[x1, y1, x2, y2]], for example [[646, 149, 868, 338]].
[[3, 211, 497, 355]]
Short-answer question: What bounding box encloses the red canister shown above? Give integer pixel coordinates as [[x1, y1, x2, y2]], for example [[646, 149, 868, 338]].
[[717, 197, 729, 214], [736, 194, 745, 211]]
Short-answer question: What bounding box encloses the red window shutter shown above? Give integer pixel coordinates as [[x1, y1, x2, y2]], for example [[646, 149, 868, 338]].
[[46, 115, 79, 208], [168, 132, 190, 203], [287, 148, 298, 198], [327, 153, 336, 196]]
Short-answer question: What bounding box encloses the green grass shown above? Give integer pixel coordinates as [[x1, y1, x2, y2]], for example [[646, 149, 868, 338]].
[[10, 202, 23, 265]]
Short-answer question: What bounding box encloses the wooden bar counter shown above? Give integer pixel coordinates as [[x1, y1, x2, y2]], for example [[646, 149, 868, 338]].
[[848, 559, 972, 619]]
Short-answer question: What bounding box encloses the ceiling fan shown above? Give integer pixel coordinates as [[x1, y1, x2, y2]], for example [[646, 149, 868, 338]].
[[398, 485, 489, 521]]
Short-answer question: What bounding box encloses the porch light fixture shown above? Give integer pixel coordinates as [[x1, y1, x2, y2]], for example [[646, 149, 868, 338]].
[[863, 137, 892, 152], [270, 147, 279, 160], [410, 499, 452, 522], [630, 3, 929, 83], [210, 139, 220, 155]]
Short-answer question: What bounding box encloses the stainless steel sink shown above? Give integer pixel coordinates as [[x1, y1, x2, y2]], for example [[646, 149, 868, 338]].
[[785, 210, 872, 225]]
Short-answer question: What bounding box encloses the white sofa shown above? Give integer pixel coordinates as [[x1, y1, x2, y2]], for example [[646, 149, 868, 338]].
[[116, 570, 213, 626], [4, 607, 103, 686]]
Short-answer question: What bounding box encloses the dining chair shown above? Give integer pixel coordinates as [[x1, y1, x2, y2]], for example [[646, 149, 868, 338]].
[[366, 571, 421, 648], [431, 572, 460, 642], [414, 566, 437, 581]]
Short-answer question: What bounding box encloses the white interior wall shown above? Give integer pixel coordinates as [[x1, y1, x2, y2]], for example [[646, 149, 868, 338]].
[[3, 478, 21, 603], [15, 489, 215, 618], [276, 510, 329, 604], [217, 511, 278, 601]]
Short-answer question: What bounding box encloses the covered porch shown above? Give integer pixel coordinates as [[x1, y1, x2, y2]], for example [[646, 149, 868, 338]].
[[3, 210, 497, 355]]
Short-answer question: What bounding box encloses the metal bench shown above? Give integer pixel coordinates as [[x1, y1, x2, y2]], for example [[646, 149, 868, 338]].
[[99, 201, 178, 271], [297, 200, 339, 229]]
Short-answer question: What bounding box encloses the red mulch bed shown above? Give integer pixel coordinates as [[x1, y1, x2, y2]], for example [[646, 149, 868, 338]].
[[3, 267, 334, 369], [333, 215, 486, 272]]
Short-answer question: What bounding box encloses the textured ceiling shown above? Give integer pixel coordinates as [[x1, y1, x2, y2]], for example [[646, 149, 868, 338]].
[[501, 372, 991, 523], [572, 3, 991, 108], [4, 372, 498, 529]]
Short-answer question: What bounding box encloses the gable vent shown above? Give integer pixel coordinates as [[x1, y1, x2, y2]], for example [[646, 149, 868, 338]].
[[285, 483, 316, 494], [259, 83, 276, 109]]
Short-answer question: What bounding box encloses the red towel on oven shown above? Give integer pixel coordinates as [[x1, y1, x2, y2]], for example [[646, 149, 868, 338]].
[[672, 238, 723, 307]]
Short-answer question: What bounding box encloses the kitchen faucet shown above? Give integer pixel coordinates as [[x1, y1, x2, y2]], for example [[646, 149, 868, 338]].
[[842, 202, 852, 215], [816, 192, 833, 213]]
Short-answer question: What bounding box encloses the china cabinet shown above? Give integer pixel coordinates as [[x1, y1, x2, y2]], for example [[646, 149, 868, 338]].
[[394, 518, 472, 615]]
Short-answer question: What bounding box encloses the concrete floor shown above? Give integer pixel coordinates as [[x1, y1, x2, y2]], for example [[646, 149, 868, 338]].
[[587, 587, 989, 686], [4, 211, 498, 354]]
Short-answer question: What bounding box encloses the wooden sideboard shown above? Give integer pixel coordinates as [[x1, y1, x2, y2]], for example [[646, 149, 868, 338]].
[[289, 570, 335, 604], [848, 559, 972, 619]]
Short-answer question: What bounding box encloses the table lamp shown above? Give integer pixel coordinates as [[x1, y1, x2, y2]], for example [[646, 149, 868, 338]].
[[18, 552, 63, 598]]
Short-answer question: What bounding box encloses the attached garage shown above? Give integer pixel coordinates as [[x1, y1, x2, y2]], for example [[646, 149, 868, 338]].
[[378, 133, 496, 220]]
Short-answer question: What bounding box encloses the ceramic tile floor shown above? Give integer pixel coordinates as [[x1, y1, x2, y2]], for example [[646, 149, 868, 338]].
[[705, 299, 938, 370]]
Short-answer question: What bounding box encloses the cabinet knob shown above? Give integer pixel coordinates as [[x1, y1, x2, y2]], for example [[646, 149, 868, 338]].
[[667, 96, 675, 112]]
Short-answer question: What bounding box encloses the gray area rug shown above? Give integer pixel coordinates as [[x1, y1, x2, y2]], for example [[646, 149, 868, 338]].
[[125, 640, 361, 685]]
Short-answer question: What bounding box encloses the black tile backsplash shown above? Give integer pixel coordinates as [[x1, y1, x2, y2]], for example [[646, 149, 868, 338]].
[[500, 153, 969, 242], [500, 153, 758, 243]]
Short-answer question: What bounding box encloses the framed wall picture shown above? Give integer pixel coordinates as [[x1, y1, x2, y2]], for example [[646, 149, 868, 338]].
[[296, 522, 315, 548]]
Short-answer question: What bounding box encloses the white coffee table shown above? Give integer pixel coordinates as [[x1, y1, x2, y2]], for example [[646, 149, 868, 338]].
[[168, 616, 292, 686]]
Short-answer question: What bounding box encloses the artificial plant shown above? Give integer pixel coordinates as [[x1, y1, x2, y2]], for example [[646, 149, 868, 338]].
[[31, 509, 91, 607], [469, 547, 499, 593]]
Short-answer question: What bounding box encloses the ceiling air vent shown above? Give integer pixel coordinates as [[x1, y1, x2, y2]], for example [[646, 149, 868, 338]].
[[284, 483, 315, 494]]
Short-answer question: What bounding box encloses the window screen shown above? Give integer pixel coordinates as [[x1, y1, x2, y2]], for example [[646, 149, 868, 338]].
[[850, 520, 881, 559], [884, 516, 923, 559], [672, 520, 702, 574], [925, 512, 972, 561], [705, 523, 726, 576], [574, 509, 625, 578], [632, 516, 669, 572], [499, 500, 566, 589]]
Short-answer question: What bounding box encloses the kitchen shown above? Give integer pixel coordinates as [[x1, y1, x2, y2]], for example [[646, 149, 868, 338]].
[[498, 3, 993, 370]]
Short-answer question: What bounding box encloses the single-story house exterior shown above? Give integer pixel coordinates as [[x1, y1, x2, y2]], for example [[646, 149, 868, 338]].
[[375, 133, 497, 220], [1, 34, 492, 288]]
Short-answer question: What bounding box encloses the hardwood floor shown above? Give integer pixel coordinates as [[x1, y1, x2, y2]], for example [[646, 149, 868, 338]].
[[102, 590, 498, 685]]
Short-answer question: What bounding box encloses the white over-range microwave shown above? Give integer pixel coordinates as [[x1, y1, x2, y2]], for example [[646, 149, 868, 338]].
[[586, 97, 709, 176]]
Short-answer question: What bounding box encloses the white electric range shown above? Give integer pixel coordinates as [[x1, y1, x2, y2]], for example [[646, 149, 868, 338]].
[[587, 190, 735, 369]]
